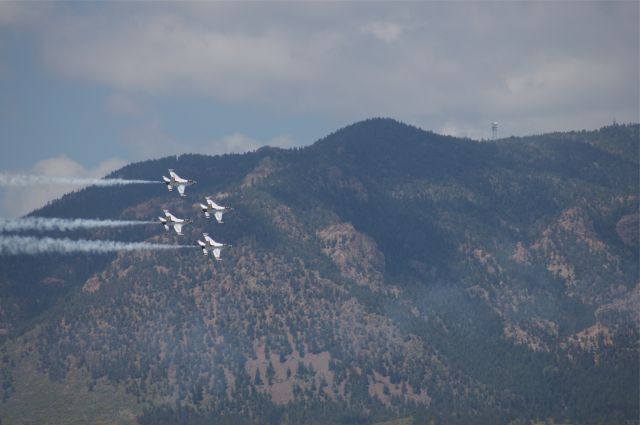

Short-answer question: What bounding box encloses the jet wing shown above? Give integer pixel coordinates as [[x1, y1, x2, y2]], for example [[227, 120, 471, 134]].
[[174, 223, 183, 235], [177, 185, 186, 196], [213, 248, 221, 260], [214, 211, 224, 223]]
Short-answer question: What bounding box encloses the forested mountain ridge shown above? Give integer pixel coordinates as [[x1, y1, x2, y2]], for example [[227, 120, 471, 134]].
[[0, 119, 637, 425]]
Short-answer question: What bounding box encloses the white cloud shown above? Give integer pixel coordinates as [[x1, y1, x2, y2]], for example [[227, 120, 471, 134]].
[[34, 155, 87, 177], [93, 158, 129, 178], [123, 119, 294, 160], [438, 122, 486, 141], [216, 133, 293, 153], [362, 22, 403, 42], [1, 155, 127, 218]]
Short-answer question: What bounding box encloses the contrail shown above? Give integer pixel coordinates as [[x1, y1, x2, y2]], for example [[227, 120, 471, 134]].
[[0, 235, 192, 255], [0, 217, 156, 233], [0, 173, 159, 187]]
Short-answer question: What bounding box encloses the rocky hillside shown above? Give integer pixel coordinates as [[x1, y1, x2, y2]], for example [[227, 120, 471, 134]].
[[0, 119, 637, 425]]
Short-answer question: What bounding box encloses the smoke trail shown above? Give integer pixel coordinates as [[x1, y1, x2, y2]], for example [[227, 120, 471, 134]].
[[0, 217, 156, 232], [0, 235, 192, 255], [0, 173, 159, 187]]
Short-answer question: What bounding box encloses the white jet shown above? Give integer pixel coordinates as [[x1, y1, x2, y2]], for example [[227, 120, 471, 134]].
[[162, 169, 196, 197], [158, 209, 191, 235], [199, 197, 233, 223], [196, 233, 230, 260]]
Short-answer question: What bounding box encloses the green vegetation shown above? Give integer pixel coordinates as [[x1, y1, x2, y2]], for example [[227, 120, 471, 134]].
[[0, 333, 141, 424], [0, 119, 637, 424]]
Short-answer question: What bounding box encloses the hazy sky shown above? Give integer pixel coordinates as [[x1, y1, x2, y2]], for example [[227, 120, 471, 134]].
[[0, 1, 638, 217]]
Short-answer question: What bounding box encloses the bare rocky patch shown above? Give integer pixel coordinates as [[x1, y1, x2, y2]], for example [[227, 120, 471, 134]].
[[317, 222, 385, 291], [616, 212, 639, 247], [242, 157, 281, 189]]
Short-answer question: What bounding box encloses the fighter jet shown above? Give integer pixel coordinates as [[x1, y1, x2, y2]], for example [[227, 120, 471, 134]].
[[158, 209, 191, 235], [162, 169, 196, 197], [199, 197, 233, 223], [196, 233, 230, 260]]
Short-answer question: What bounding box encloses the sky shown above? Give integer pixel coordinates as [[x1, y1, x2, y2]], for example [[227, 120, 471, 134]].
[[0, 1, 638, 217]]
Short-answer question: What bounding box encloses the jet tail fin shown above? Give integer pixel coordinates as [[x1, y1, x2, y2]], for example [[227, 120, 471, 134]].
[[214, 211, 224, 223]]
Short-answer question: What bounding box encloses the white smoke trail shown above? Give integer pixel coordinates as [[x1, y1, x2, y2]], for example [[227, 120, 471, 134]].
[[0, 235, 192, 255], [0, 217, 156, 232], [0, 173, 159, 187]]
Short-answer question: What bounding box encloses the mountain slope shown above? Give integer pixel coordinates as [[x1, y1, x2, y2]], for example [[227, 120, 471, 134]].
[[0, 119, 638, 425]]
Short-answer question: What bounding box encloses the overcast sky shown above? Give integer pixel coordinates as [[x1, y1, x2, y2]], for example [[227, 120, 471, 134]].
[[0, 1, 638, 217]]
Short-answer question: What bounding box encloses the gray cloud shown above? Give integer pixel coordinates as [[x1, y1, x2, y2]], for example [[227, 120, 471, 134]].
[[35, 2, 637, 138], [43, 12, 317, 101]]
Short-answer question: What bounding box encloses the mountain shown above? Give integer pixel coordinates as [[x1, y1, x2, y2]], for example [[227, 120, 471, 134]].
[[0, 119, 638, 425]]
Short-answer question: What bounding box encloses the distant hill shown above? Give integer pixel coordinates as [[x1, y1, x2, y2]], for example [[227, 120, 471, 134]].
[[0, 119, 638, 425]]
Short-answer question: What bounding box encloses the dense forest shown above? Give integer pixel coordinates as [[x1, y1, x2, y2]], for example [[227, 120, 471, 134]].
[[0, 119, 637, 425]]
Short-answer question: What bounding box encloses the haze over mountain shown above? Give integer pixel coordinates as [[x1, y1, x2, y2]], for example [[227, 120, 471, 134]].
[[0, 119, 638, 425]]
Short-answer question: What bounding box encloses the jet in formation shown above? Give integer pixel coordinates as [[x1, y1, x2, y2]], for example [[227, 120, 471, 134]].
[[160, 169, 230, 260], [162, 169, 196, 197], [200, 197, 233, 223], [197, 232, 230, 260], [158, 209, 191, 235]]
